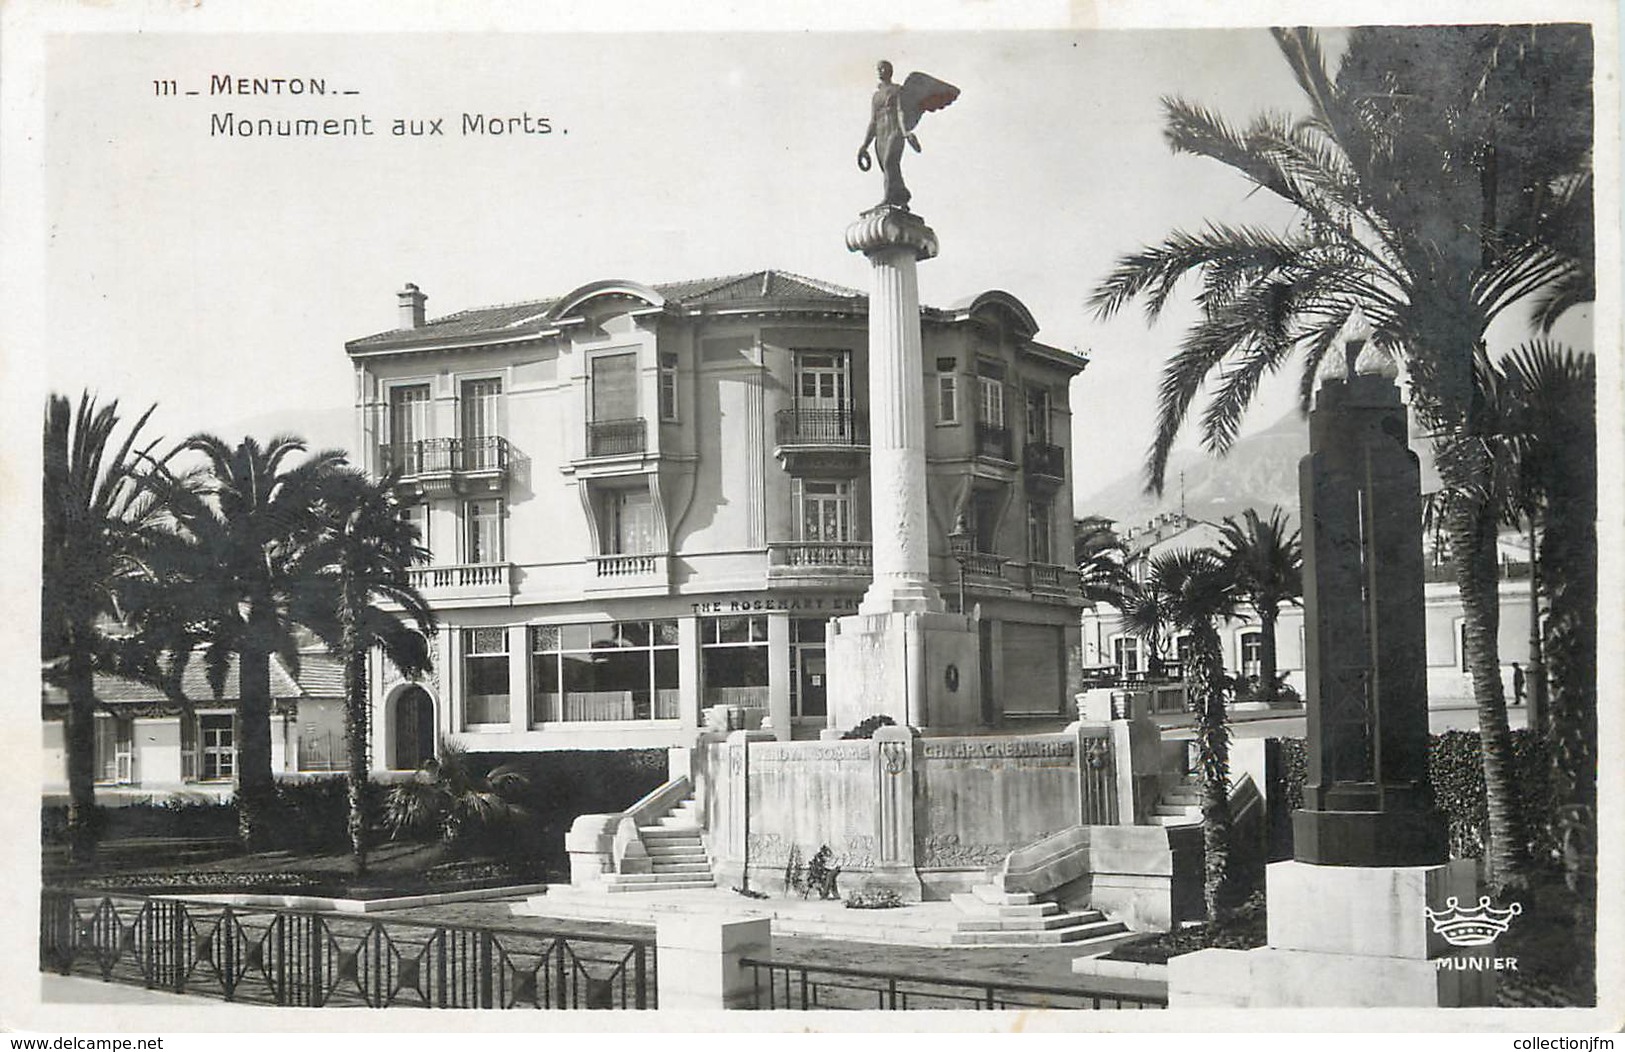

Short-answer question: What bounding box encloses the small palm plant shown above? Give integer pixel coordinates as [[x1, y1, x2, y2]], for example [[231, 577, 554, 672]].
[[383, 741, 531, 856]]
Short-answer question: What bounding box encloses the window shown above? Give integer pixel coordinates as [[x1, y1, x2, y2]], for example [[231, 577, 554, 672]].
[[200, 715, 234, 781], [791, 618, 828, 719], [1025, 387, 1051, 444], [795, 351, 849, 410], [466, 499, 503, 563], [389, 384, 432, 446], [1027, 499, 1052, 564], [970, 488, 1002, 554], [798, 480, 852, 543], [591, 352, 639, 422], [463, 627, 511, 726], [659, 352, 679, 422], [701, 615, 769, 707], [1112, 636, 1142, 677], [936, 358, 958, 424], [531, 621, 680, 723], [597, 487, 656, 555], [460, 377, 503, 469], [1240, 631, 1264, 679], [978, 376, 1005, 428], [1174, 633, 1196, 671], [400, 502, 430, 556], [94, 716, 133, 784]]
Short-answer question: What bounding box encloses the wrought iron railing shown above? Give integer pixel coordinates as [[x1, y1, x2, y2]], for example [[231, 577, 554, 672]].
[[774, 407, 869, 446], [740, 957, 1165, 1010], [974, 422, 1012, 461], [587, 418, 647, 457], [1023, 441, 1066, 480], [380, 437, 510, 477], [40, 888, 655, 1009]]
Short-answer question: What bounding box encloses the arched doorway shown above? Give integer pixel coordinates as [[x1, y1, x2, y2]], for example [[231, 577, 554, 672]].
[[392, 686, 436, 770]]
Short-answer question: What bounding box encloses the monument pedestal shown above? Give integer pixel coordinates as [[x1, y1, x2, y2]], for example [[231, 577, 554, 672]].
[[825, 610, 981, 733], [1168, 859, 1497, 1007]]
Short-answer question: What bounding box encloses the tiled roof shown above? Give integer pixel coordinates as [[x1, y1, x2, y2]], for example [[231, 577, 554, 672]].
[[347, 269, 867, 353], [42, 652, 344, 708]]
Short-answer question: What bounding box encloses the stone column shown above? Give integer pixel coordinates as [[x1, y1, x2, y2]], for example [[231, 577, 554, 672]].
[[867, 724, 923, 900], [846, 207, 944, 615]]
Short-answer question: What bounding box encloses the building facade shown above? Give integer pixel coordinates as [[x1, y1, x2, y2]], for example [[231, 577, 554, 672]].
[[347, 271, 1090, 766]]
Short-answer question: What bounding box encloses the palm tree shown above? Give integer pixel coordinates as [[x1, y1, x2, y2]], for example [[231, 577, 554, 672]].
[[383, 741, 531, 856], [1143, 549, 1241, 925], [309, 468, 437, 874], [1089, 26, 1592, 889], [1217, 507, 1302, 706], [42, 393, 184, 865], [157, 434, 346, 850], [1075, 515, 1132, 608], [1117, 574, 1171, 679]]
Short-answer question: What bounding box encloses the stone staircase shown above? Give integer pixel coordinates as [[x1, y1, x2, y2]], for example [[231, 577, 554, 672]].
[[1150, 773, 1203, 827], [948, 885, 1136, 950], [601, 797, 717, 893]]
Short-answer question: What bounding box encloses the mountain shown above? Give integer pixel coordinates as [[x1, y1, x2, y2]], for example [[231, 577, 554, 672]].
[[1075, 409, 1310, 527]]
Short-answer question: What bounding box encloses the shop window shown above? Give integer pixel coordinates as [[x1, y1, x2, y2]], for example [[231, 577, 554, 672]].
[[531, 620, 680, 723], [463, 627, 511, 726], [702, 615, 769, 708]]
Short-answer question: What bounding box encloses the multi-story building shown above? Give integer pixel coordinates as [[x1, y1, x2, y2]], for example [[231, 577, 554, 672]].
[[346, 271, 1089, 766]]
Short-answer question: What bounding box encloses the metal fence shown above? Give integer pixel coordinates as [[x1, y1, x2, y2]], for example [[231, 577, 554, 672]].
[[41, 888, 655, 1009], [739, 957, 1166, 1011]]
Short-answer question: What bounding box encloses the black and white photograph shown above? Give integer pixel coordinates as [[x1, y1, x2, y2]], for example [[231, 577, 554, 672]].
[[3, 0, 1617, 1037]]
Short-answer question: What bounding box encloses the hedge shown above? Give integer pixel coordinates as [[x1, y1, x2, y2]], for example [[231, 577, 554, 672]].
[[1266, 730, 1559, 865]]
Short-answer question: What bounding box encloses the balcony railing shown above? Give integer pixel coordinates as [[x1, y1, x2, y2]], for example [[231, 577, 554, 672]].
[[380, 436, 510, 477], [768, 541, 873, 571], [406, 562, 513, 596], [593, 552, 661, 577], [975, 422, 1013, 461], [775, 407, 870, 446], [1023, 442, 1066, 481], [587, 418, 647, 457], [1026, 561, 1080, 593], [959, 551, 1007, 579]]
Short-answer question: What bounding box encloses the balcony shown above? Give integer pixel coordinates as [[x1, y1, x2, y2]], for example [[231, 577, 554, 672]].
[[406, 562, 515, 603], [1026, 561, 1081, 597], [974, 422, 1013, 462], [774, 407, 869, 475], [1023, 442, 1066, 486], [587, 418, 647, 458], [586, 551, 671, 594], [767, 541, 873, 582], [379, 436, 510, 495]]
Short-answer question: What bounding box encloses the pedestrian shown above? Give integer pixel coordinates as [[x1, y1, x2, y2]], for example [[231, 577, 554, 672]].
[[1512, 662, 1526, 705]]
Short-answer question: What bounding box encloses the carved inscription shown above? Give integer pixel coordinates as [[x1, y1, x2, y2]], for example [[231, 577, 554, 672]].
[[751, 744, 871, 763], [921, 739, 1075, 760]]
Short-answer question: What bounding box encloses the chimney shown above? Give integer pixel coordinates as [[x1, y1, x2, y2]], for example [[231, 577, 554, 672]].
[[397, 283, 427, 329]]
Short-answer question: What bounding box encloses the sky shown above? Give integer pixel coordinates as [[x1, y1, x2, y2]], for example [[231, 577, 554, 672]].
[[36, 22, 1596, 514]]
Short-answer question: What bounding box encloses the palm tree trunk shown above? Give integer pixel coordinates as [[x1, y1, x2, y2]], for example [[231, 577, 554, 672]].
[[1526, 514, 1547, 736], [342, 590, 371, 875], [236, 640, 277, 852], [1191, 626, 1235, 926], [1448, 494, 1531, 890], [1258, 605, 1280, 706], [63, 643, 99, 869]]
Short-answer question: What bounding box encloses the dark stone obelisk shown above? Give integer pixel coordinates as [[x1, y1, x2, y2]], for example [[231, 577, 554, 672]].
[[1292, 316, 1447, 866]]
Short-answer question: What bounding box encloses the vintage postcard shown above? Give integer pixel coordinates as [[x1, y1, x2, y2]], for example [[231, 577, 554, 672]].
[[2, 0, 1618, 1039]]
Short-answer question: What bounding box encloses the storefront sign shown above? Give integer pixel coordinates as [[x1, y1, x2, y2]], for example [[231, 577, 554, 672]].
[[689, 595, 862, 615]]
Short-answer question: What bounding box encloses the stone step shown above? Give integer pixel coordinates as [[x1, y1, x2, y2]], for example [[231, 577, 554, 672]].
[[951, 893, 1061, 918], [603, 878, 716, 893], [649, 862, 712, 874], [956, 910, 1107, 932], [972, 885, 1036, 906], [1154, 805, 1200, 816], [950, 918, 1127, 946], [1152, 813, 1201, 826], [639, 825, 702, 838], [646, 846, 708, 859]]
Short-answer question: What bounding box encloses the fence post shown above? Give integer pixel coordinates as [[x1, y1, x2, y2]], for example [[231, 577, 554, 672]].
[[654, 916, 770, 1009]]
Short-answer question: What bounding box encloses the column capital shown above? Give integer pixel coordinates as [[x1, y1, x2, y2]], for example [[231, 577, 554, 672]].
[[846, 206, 938, 261]]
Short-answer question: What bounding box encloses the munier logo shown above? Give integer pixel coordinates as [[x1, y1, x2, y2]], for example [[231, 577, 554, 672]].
[[1425, 895, 1523, 947]]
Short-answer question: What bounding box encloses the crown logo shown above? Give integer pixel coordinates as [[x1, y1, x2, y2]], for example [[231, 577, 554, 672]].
[[1424, 896, 1523, 946]]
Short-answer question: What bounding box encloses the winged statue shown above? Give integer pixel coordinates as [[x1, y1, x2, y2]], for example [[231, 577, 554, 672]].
[[857, 61, 960, 210]]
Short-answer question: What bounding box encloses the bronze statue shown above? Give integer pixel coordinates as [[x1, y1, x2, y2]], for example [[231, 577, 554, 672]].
[[857, 60, 959, 210]]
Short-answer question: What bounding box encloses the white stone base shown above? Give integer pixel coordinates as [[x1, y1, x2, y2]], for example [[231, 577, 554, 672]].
[[825, 610, 980, 731], [1168, 858, 1496, 1007], [1168, 945, 1496, 1008]]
